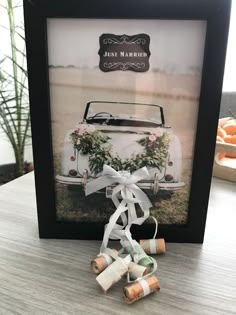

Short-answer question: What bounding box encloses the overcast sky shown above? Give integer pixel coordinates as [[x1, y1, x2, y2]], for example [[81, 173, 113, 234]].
[[47, 19, 206, 74]]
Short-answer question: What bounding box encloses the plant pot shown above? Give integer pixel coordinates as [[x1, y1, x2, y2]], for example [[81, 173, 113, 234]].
[[0, 163, 17, 185]]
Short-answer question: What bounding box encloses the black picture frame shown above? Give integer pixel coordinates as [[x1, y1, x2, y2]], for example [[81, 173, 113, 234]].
[[24, 0, 231, 242]]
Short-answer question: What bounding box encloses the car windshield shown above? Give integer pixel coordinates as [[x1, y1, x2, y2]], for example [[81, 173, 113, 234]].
[[84, 101, 163, 127]]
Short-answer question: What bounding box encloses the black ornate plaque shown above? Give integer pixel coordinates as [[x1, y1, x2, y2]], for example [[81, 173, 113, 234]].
[[98, 33, 151, 72]]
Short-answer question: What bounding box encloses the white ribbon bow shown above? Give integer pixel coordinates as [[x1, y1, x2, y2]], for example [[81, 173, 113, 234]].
[[85, 165, 153, 253]]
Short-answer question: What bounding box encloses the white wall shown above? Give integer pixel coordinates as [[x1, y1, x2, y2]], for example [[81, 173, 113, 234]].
[[223, 0, 236, 91], [0, 1, 235, 165], [0, 134, 32, 164]]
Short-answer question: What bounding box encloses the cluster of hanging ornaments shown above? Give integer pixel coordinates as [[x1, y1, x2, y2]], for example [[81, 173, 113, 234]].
[[86, 165, 166, 304]]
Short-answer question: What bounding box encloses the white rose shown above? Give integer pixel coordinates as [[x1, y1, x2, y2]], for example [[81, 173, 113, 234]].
[[87, 125, 96, 132]]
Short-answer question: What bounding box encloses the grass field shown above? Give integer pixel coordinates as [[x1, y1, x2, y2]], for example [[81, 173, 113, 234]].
[[55, 182, 189, 225]]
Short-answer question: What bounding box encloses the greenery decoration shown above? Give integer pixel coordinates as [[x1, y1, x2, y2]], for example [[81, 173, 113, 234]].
[[70, 128, 170, 175], [0, 0, 30, 176]]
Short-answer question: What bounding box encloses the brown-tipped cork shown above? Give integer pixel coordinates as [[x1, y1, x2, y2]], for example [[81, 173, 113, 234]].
[[124, 275, 160, 304], [91, 256, 110, 274], [139, 238, 166, 254], [91, 249, 118, 274]]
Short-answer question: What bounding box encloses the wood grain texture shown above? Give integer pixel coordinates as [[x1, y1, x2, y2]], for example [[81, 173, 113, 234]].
[[0, 173, 236, 314]]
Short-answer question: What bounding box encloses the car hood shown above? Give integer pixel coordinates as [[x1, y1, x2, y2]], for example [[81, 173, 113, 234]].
[[77, 124, 171, 134]]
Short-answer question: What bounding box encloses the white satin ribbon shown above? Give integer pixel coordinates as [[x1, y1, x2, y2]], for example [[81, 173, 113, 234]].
[[85, 165, 153, 253], [99, 253, 113, 265], [138, 278, 151, 296], [150, 239, 157, 254]]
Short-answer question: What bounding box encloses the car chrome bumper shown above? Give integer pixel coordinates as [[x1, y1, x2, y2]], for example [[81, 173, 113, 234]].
[[56, 175, 185, 193], [56, 175, 86, 185], [158, 182, 185, 190]]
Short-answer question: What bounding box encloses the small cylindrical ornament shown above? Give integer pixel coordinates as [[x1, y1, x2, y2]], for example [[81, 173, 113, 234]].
[[128, 262, 149, 280], [139, 238, 166, 254], [91, 254, 112, 274], [91, 249, 118, 274], [124, 275, 160, 304], [96, 255, 131, 293]]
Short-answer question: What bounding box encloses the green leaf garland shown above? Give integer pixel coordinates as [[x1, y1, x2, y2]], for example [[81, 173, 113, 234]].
[[70, 129, 170, 175]]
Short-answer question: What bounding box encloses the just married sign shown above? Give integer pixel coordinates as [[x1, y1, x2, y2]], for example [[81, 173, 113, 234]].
[[98, 33, 151, 72]]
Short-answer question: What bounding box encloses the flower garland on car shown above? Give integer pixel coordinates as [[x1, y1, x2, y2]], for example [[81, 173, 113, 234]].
[[70, 125, 170, 175]]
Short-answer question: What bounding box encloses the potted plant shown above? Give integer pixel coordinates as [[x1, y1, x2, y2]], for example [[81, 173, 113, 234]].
[[0, 0, 32, 184]]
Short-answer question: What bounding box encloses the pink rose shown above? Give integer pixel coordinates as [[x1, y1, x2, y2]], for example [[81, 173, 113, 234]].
[[70, 156, 76, 161], [74, 129, 79, 134], [149, 134, 157, 142]]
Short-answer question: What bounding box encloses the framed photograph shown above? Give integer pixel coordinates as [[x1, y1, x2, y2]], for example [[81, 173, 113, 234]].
[[24, 0, 231, 241]]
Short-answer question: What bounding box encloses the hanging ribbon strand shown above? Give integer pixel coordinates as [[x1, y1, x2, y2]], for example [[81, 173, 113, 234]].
[[85, 165, 153, 252]]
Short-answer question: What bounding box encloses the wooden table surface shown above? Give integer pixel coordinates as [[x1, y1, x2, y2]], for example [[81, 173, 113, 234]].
[[0, 172, 236, 315]]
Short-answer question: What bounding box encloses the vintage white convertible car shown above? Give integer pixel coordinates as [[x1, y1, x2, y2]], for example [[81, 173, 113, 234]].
[[56, 101, 184, 194]]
